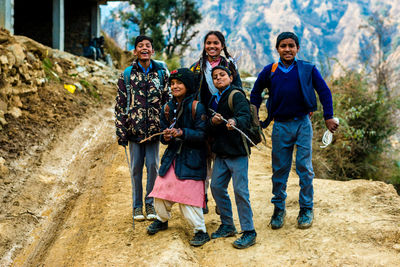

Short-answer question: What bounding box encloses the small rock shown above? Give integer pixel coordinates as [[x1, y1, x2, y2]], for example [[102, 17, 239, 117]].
[[0, 110, 7, 126], [54, 63, 63, 74], [393, 244, 400, 251], [0, 99, 7, 113], [0, 157, 9, 179], [0, 55, 8, 65], [8, 106, 22, 118], [11, 96, 23, 108], [7, 43, 26, 66]]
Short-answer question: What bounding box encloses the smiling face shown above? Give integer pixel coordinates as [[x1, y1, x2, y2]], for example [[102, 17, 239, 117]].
[[205, 34, 224, 61], [212, 69, 233, 91], [276, 38, 299, 66], [133, 40, 154, 62], [170, 79, 187, 99]]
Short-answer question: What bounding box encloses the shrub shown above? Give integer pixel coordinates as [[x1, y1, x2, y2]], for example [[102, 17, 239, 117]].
[[312, 70, 399, 186]]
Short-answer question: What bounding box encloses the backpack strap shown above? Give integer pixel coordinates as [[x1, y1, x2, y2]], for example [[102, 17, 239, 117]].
[[270, 62, 279, 79], [123, 66, 133, 115], [227, 89, 250, 156], [228, 89, 242, 112], [191, 100, 199, 121]]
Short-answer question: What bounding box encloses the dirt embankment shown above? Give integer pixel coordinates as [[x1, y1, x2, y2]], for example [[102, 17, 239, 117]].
[[0, 29, 400, 266]]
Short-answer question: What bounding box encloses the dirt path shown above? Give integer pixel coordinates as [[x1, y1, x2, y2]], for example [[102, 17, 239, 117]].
[[4, 105, 400, 266]]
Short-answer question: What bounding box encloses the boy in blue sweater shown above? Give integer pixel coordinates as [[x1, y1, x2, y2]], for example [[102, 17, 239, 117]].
[[250, 32, 338, 229]]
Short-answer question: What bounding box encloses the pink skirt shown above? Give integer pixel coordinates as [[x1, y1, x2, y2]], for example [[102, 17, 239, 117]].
[[149, 161, 205, 208]]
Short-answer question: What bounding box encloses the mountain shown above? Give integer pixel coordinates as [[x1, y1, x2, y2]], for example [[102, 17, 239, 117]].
[[101, 0, 400, 78]]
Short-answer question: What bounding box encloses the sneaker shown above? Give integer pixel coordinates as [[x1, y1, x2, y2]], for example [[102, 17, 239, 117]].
[[232, 230, 257, 249], [189, 231, 210, 247], [147, 219, 168, 235], [270, 207, 286, 229], [297, 208, 314, 229], [145, 204, 157, 220], [133, 207, 145, 221], [211, 224, 237, 239]]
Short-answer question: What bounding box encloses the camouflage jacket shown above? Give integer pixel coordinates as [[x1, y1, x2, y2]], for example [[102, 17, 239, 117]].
[[115, 59, 170, 144]]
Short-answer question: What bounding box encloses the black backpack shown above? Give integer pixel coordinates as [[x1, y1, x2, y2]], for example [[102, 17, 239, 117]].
[[228, 89, 266, 154]]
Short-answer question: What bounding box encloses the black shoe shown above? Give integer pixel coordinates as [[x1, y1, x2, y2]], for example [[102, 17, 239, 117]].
[[270, 207, 286, 229], [211, 224, 237, 239], [189, 231, 210, 247], [297, 208, 314, 229], [232, 230, 257, 249], [147, 219, 168, 235]]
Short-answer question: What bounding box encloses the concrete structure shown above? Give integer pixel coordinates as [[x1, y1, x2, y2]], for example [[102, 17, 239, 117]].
[[0, 0, 14, 35], [0, 0, 124, 55]]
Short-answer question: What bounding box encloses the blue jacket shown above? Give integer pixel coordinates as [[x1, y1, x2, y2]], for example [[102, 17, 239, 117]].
[[158, 94, 207, 180], [250, 59, 333, 127]]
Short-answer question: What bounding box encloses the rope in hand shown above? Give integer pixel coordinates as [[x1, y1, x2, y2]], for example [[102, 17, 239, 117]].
[[320, 117, 339, 148]]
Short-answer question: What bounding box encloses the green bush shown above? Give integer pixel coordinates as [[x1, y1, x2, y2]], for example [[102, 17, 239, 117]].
[[312, 71, 399, 186]]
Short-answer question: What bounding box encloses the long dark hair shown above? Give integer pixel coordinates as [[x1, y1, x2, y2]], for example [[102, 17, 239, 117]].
[[200, 31, 237, 77]]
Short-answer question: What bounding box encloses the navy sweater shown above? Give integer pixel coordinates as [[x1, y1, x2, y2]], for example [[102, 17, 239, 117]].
[[250, 61, 333, 122]]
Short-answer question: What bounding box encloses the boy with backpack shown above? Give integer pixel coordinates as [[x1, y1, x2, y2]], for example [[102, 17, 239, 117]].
[[115, 35, 170, 222], [250, 32, 338, 230], [208, 65, 257, 249]]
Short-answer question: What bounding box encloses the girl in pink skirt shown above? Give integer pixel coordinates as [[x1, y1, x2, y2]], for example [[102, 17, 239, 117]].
[[147, 68, 210, 247]]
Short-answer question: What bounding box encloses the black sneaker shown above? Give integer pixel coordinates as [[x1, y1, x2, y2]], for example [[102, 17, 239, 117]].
[[270, 207, 286, 229], [147, 219, 168, 235], [189, 231, 210, 247], [232, 230, 257, 249], [211, 224, 237, 239], [297, 208, 314, 229], [145, 204, 157, 220]]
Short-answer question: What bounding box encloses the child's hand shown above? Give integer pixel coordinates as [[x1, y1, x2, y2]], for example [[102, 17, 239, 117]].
[[212, 113, 223, 125], [163, 129, 172, 141], [226, 119, 236, 130], [171, 128, 183, 137]]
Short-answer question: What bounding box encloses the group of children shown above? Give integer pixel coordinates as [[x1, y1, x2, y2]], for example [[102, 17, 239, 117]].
[[115, 31, 338, 249]]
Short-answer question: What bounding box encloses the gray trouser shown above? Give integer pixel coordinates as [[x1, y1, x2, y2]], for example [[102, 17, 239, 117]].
[[129, 141, 159, 211]]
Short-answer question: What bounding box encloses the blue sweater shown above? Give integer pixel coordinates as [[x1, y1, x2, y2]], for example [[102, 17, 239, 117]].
[[250, 60, 333, 126]]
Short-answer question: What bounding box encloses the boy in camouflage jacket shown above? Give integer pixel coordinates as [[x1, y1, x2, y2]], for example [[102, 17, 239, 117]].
[[115, 35, 170, 222]]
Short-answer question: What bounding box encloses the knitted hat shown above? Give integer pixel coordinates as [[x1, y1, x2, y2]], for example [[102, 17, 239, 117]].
[[276, 32, 299, 49], [211, 65, 232, 77], [169, 68, 195, 95]]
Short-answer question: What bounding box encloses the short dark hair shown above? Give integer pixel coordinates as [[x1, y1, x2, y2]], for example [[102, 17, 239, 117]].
[[211, 65, 232, 77], [134, 35, 153, 48], [276, 32, 299, 49]]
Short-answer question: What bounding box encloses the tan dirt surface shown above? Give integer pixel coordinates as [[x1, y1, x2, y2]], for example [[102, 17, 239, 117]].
[[3, 107, 400, 266]]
